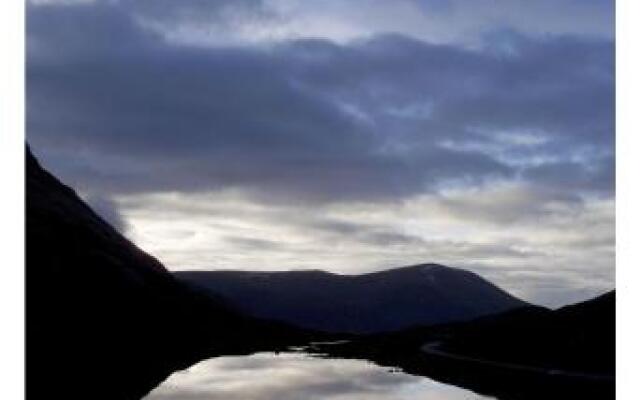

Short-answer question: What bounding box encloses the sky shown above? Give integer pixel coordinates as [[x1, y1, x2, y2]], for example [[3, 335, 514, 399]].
[[26, 0, 615, 307]]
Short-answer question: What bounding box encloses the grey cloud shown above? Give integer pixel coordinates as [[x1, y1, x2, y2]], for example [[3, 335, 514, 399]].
[[218, 216, 428, 252], [27, 0, 614, 308], [521, 155, 615, 195], [122, 0, 267, 22], [222, 236, 283, 251], [442, 242, 541, 260], [435, 186, 585, 225], [117, 189, 612, 306], [27, 2, 613, 205], [355, 231, 424, 247], [281, 32, 613, 153], [303, 219, 425, 247], [121, 0, 613, 45]]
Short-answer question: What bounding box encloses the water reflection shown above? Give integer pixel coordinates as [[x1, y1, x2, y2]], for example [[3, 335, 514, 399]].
[[145, 352, 491, 400]]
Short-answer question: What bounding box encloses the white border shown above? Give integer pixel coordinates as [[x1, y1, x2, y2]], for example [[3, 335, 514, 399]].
[[0, 0, 25, 399], [617, 0, 640, 399]]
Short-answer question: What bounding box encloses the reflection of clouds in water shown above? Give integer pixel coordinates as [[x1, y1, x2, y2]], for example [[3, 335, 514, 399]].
[[145, 352, 488, 400]]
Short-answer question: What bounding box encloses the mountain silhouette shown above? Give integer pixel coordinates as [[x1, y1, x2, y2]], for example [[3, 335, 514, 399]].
[[176, 264, 528, 333], [315, 290, 615, 399], [437, 289, 615, 374], [26, 146, 315, 400]]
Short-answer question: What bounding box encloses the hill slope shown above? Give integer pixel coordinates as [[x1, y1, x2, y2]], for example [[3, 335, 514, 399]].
[[438, 290, 615, 374], [176, 264, 528, 333], [26, 147, 313, 400], [315, 291, 615, 399]]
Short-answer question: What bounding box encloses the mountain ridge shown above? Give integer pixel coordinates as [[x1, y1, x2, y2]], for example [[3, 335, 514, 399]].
[[175, 263, 529, 334]]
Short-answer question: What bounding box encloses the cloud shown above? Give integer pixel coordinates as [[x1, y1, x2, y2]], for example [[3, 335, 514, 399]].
[[222, 236, 284, 251], [27, 3, 613, 205], [114, 188, 613, 306], [105, 0, 613, 46], [26, 0, 614, 307]]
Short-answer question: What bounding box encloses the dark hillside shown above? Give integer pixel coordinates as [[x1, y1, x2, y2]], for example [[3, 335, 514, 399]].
[[176, 264, 528, 333], [26, 146, 314, 400]]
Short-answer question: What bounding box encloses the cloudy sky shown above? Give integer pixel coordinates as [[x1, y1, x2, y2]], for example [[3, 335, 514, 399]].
[[26, 0, 614, 307]]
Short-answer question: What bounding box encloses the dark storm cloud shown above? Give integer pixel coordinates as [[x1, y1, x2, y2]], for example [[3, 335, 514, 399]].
[[27, 1, 614, 206]]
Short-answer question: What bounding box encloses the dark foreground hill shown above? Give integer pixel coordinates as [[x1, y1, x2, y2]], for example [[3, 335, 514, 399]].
[[176, 265, 528, 333], [315, 290, 615, 399], [438, 289, 615, 374], [26, 147, 316, 400]]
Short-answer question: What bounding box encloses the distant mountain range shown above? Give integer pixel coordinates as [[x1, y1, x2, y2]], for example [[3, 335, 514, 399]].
[[26, 147, 315, 400], [176, 265, 528, 333]]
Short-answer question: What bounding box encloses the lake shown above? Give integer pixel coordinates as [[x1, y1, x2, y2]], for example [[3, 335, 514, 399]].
[[145, 352, 492, 400]]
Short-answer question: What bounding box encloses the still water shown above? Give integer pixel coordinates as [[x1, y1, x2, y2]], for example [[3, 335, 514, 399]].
[[145, 352, 492, 400]]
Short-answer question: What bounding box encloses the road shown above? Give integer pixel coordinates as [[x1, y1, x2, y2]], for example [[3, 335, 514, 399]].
[[420, 341, 614, 382]]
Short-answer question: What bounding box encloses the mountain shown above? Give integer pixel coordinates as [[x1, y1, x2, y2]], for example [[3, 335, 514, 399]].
[[26, 147, 316, 400], [437, 290, 615, 374], [315, 291, 615, 399], [175, 264, 528, 333]]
